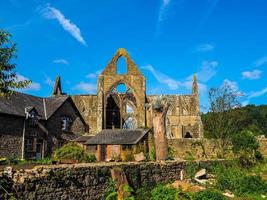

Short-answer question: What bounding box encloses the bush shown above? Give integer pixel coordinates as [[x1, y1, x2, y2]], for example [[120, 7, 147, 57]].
[[235, 175, 267, 196], [135, 186, 152, 200], [86, 153, 97, 163], [150, 184, 178, 200], [193, 190, 226, 200], [53, 142, 95, 163]]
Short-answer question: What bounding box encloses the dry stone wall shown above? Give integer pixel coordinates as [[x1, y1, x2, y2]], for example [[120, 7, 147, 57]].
[[0, 161, 220, 200]]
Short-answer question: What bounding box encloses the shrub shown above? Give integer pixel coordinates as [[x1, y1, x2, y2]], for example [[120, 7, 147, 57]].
[[135, 186, 152, 200], [231, 130, 260, 167], [105, 178, 117, 200], [193, 190, 226, 200], [150, 184, 178, 200], [215, 164, 246, 192], [235, 175, 267, 196], [53, 142, 95, 163], [86, 153, 96, 163], [167, 146, 175, 160]]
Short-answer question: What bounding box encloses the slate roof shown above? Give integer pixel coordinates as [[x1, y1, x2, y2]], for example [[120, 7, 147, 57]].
[[72, 135, 94, 143], [85, 129, 149, 145], [0, 92, 69, 120]]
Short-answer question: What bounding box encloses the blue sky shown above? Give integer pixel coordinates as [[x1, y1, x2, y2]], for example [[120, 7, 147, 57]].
[[1, 0, 267, 110]]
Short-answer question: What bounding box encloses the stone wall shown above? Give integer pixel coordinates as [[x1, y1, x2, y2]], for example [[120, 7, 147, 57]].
[[0, 114, 24, 158], [168, 138, 267, 159], [0, 161, 221, 200]]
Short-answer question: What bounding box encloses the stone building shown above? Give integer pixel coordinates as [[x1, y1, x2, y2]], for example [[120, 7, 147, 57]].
[[0, 84, 87, 159], [72, 48, 203, 139], [85, 129, 150, 161]]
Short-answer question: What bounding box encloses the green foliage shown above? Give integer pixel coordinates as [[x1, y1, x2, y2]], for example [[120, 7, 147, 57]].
[[192, 190, 226, 200], [150, 184, 178, 200], [231, 130, 259, 153], [86, 153, 97, 162], [231, 130, 260, 167], [0, 29, 31, 96], [105, 178, 117, 200], [202, 104, 267, 138], [185, 152, 197, 180], [214, 162, 267, 197], [53, 142, 96, 163], [150, 146, 156, 161], [123, 184, 135, 200], [235, 175, 267, 196], [135, 186, 152, 200], [167, 146, 175, 160]]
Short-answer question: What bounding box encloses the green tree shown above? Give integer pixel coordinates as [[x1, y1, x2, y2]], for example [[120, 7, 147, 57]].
[[205, 81, 241, 157], [0, 30, 31, 96]]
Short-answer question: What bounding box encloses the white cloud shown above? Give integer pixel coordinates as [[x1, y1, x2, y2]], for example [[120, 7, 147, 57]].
[[141, 64, 207, 93], [243, 86, 267, 105], [44, 77, 54, 87], [254, 56, 267, 67], [53, 59, 69, 65], [158, 0, 171, 22], [72, 82, 96, 94], [16, 74, 41, 91], [189, 61, 218, 82], [247, 87, 267, 99], [242, 69, 262, 80], [86, 69, 102, 79], [142, 64, 179, 90], [195, 44, 214, 52], [42, 4, 86, 45], [222, 79, 239, 92]]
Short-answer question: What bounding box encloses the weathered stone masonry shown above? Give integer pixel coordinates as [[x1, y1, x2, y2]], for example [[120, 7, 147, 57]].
[[0, 161, 221, 200]]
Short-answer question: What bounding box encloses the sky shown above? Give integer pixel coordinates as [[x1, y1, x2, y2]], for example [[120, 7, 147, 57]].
[[1, 0, 267, 110]]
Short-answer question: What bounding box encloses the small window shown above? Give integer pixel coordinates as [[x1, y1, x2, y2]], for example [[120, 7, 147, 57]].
[[117, 56, 127, 74], [184, 132, 193, 138], [25, 139, 34, 151], [126, 104, 134, 113], [61, 116, 73, 131]]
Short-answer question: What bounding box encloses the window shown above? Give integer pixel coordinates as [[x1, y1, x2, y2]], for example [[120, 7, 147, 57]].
[[117, 56, 127, 74], [27, 110, 38, 127], [25, 139, 34, 151], [126, 103, 134, 113], [61, 116, 73, 131], [123, 117, 137, 129]]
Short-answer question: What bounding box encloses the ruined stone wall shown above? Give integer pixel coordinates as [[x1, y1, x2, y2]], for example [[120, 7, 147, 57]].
[[71, 95, 98, 135], [169, 138, 267, 159], [147, 95, 203, 139], [97, 48, 146, 132], [0, 161, 221, 200], [0, 114, 24, 158]]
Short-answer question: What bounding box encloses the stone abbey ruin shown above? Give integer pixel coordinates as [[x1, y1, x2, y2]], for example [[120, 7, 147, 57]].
[[71, 48, 203, 138], [0, 48, 203, 161]]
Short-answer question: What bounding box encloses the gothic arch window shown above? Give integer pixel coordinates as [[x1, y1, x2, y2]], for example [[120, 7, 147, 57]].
[[126, 102, 134, 114], [123, 117, 137, 129], [117, 56, 127, 74], [61, 116, 73, 132]]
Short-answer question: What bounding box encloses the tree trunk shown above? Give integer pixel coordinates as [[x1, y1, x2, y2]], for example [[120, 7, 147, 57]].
[[153, 110, 168, 161]]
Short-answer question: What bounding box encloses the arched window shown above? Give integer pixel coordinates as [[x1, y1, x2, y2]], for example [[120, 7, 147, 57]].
[[117, 56, 127, 74], [184, 132, 193, 138], [126, 103, 134, 113], [123, 117, 137, 129]]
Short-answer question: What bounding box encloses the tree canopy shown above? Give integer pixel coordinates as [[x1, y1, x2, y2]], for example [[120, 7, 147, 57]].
[[0, 30, 30, 96]]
